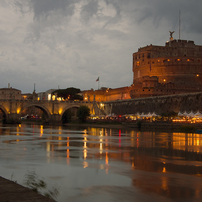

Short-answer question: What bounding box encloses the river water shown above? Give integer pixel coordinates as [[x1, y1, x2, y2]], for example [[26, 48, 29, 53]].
[[0, 123, 202, 202]]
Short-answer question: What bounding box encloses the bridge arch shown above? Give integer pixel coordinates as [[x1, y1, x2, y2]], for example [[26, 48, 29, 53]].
[[20, 104, 51, 121], [0, 105, 9, 121], [60, 105, 81, 122], [61, 105, 80, 117]]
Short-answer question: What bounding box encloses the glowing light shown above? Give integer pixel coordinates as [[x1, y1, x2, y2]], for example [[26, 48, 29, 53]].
[[163, 167, 166, 172], [197, 74, 199, 77], [52, 95, 56, 101], [84, 149, 87, 160], [37, 97, 40, 101], [47, 94, 51, 100], [105, 152, 108, 165], [83, 137, 87, 159], [59, 109, 62, 115], [17, 109, 20, 114], [40, 125, 43, 137], [119, 129, 121, 147], [67, 137, 69, 159], [83, 161, 88, 168], [177, 58, 181, 61], [167, 59, 170, 61], [136, 61, 140, 66], [187, 59, 190, 62], [163, 79, 166, 82]]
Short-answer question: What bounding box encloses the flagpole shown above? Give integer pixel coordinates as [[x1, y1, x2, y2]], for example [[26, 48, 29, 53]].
[[98, 79, 100, 90]]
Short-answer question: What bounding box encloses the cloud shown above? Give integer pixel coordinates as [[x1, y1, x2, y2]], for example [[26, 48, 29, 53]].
[[0, 0, 201, 93]]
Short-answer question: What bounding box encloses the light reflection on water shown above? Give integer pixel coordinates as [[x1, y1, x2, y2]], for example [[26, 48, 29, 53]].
[[0, 124, 202, 201]]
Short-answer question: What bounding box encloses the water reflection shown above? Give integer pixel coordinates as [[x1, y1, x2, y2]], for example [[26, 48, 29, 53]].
[[1, 124, 202, 201]]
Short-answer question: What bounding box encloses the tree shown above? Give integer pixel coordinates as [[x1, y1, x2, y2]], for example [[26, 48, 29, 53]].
[[52, 87, 83, 101], [76, 106, 90, 123], [62, 109, 72, 123]]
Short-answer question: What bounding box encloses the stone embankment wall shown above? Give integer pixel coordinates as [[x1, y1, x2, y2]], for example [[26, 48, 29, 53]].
[[103, 92, 202, 115]]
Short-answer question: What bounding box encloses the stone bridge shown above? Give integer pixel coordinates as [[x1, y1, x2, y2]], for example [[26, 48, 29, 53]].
[[102, 92, 202, 116], [0, 100, 94, 123], [1, 91, 202, 123]]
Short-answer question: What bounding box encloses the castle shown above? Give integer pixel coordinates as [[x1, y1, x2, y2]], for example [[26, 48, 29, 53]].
[[83, 35, 202, 102]]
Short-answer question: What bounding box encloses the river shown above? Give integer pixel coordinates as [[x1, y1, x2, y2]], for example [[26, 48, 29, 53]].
[[0, 123, 202, 202]]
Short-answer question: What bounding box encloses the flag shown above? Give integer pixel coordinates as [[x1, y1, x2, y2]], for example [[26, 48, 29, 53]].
[[96, 77, 99, 82]]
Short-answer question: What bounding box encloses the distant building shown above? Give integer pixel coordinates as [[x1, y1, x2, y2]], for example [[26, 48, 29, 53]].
[[0, 88, 22, 100], [131, 39, 202, 98], [37, 89, 57, 100], [83, 87, 131, 102], [84, 39, 202, 101]]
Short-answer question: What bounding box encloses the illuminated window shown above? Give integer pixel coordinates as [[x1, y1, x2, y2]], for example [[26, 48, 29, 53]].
[[163, 79, 166, 82], [177, 59, 181, 61], [136, 61, 140, 66], [48, 94, 51, 100], [157, 60, 160, 62], [167, 59, 170, 62], [187, 59, 190, 62], [196, 74, 199, 77]]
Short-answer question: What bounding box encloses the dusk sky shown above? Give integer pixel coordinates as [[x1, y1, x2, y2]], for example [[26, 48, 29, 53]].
[[0, 0, 201, 93]]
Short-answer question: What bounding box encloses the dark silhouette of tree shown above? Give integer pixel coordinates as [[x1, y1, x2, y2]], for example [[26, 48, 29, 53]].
[[52, 87, 83, 100], [62, 109, 72, 123], [77, 106, 90, 123]]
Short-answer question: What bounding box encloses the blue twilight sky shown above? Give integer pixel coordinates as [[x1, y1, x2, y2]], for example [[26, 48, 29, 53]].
[[0, 0, 201, 93]]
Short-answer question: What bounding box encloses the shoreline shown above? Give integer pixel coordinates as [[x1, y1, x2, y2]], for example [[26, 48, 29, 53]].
[[65, 121, 202, 133], [0, 176, 55, 202], [18, 121, 202, 133]]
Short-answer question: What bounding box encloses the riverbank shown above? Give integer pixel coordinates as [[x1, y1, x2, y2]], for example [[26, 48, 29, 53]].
[[0, 176, 55, 202], [66, 121, 202, 133], [20, 120, 202, 133]]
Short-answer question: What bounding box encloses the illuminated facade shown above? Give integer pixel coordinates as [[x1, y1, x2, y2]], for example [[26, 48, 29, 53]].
[[37, 89, 57, 100], [83, 87, 131, 102], [131, 39, 202, 98], [84, 39, 202, 101]]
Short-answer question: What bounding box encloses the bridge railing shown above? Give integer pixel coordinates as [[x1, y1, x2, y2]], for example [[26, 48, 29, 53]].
[[13, 100, 93, 104]]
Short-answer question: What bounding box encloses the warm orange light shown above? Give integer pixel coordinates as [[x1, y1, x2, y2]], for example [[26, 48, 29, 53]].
[[197, 74, 199, 77], [187, 59, 190, 62], [163, 79, 166, 82], [136, 61, 140, 66], [163, 167, 166, 173], [167, 59, 170, 61], [177, 59, 180, 61]]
